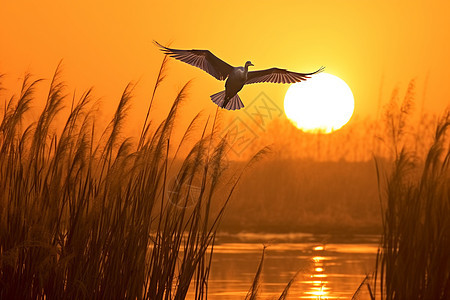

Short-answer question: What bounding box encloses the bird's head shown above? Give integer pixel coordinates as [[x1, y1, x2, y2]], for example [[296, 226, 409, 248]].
[[245, 61, 254, 68]]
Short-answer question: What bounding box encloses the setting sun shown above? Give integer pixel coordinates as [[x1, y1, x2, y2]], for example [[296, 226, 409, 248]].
[[284, 73, 354, 133]]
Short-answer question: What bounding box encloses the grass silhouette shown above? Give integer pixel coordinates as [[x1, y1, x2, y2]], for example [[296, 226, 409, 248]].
[[0, 60, 266, 299], [1, 61, 448, 299], [358, 94, 450, 299]]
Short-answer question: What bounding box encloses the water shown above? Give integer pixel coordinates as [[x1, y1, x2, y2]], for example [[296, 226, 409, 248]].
[[205, 233, 379, 299]]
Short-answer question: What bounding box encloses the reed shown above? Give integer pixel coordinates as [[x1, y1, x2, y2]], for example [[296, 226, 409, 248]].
[[370, 110, 450, 299], [0, 61, 249, 299]]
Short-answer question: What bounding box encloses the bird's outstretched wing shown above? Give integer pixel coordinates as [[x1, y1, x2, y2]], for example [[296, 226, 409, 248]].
[[246, 66, 324, 84], [155, 41, 234, 81]]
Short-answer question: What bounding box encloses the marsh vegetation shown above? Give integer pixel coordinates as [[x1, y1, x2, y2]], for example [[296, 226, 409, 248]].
[[0, 61, 267, 299], [0, 63, 448, 299]]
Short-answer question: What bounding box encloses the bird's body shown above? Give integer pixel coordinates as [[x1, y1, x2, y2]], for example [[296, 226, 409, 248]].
[[227, 67, 247, 92], [155, 41, 323, 110], [223, 65, 250, 108]]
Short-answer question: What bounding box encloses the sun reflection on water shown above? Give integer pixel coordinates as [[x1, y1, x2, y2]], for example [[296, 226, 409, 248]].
[[203, 234, 379, 300], [300, 245, 338, 299]]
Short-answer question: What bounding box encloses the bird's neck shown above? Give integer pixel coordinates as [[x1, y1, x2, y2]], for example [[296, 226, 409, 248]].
[[244, 65, 249, 74]]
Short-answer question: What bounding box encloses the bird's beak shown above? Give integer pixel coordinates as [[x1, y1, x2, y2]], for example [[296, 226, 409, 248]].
[[250, 63, 254, 66]]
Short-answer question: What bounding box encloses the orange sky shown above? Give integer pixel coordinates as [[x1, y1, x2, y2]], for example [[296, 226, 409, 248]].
[[1, 0, 449, 133]]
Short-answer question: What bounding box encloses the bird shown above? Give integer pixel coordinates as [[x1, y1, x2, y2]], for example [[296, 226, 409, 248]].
[[155, 41, 324, 111]]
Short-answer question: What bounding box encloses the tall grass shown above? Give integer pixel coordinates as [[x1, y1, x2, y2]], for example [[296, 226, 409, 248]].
[[0, 61, 252, 299], [370, 110, 450, 299]]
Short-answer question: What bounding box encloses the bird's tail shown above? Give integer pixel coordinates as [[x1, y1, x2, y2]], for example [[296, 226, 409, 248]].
[[210, 91, 244, 111]]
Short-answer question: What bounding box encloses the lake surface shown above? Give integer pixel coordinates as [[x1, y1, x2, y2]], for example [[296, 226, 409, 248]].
[[203, 233, 379, 299]]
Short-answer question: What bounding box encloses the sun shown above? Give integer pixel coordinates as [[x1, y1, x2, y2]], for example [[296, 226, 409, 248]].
[[283, 73, 354, 133]]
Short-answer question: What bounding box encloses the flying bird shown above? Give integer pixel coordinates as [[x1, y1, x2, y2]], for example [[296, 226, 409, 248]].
[[155, 41, 324, 111]]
